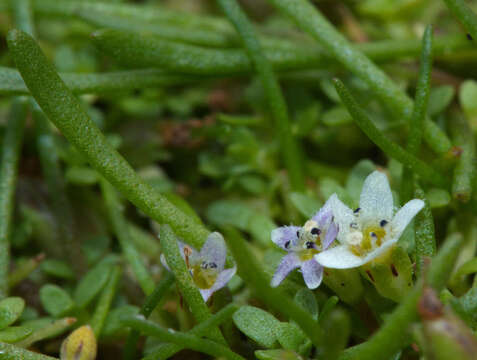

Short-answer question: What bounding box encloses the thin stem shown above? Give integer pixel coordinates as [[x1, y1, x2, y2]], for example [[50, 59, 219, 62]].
[[333, 78, 448, 188], [216, 0, 304, 191], [16, 317, 76, 348], [443, 0, 477, 41], [401, 25, 433, 202], [100, 178, 155, 295], [90, 266, 121, 338], [9, 0, 35, 37], [8, 253, 44, 288], [123, 272, 175, 360], [122, 315, 244, 360], [140, 304, 239, 360], [7, 29, 211, 251], [159, 225, 225, 343], [0, 98, 27, 299], [222, 226, 323, 348], [339, 232, 465, 360], [265, 0, 452, 155]]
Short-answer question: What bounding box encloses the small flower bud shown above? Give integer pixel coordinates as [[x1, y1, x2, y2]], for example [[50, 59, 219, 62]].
[[60, 325, 97, 360]]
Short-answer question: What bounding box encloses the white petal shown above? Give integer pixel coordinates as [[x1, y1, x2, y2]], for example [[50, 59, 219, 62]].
[[271, 226, 300, 250], [391, 199, 425, 240], [359, 171, 394, 225], [328, 194, 354, 243], [211, 267, 236, 292], [271, 253, 301, 287], [361, 238, 398, 264], [199, 232, 227, 271], [200, 289, 213, 302], [323, 221, 338, 250], [314, 245, 367, 269], [301, 259, 323, 289]]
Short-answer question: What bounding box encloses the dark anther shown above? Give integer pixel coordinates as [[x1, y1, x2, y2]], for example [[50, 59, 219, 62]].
[[354, 207, 361, 213], [306, 242, 314, 249], [380, 219, 388, 227], [391, 264, 398, 277], [284, 240, 290, 249], [467, 33, 473, 40], [311, 227, 321, 235], [350, 222, 358, 229], [370, 232, 377, 238], [209, 262, 217, 269], [296, 230, 300, 238], [201, 261, 208, 269]]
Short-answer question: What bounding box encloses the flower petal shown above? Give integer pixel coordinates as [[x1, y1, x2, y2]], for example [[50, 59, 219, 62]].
[[271, 226, 300, 250], [301, 259, 324, 289], [199, 288, 213, 302], [311, 199, 333, 226], [323, 221, 339, 250], [315, 244, 367, 269], [362, 238, 398, 264], [359, 171, 394, 225], [391, 199, 425, 240], [328, 194, 354, 243], [199, 232, 227, 271], [271, 253, 301, 287], [160, 254, 170, 271], [211, 267, 236, 292]]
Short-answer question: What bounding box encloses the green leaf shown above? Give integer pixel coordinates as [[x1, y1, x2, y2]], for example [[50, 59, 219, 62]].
[[74, 263, 113, 308], [294, 289, 318, 320], [276, 322, 307, 351], [426, 188, 451, 208], [0, 297, 25, 330], [288, 192, 322, 218], [460, 80, 477, 120], [65, 166, 99, 185], [233, 306, 280, 348], [428, 85, 454, 116], [102, 305, 140, 338], [0, 326, 32, 343], [322, 107, 352, 126], [39, 285, 74, 317], [40, 259, 75, 280]]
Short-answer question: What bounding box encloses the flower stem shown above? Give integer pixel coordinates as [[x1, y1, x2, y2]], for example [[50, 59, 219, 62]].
[[216, 0, 304, 191]]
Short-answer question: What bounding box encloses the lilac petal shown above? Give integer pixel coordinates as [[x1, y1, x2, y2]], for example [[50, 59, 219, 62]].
[[323, 221, 339, 250], [199, 232, 227, 271], [271, 253, 301, 287], [359, 171, 394, 225], [301, 259, 323, 289], [312, 196, 334, 226], [271, 226, 300, 250], [198, 267, 236, 302]]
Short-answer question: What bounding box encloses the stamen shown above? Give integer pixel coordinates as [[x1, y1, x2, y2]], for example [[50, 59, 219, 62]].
[[306, 242, 314, 249], [311, 228, 321, 235], [380, 220, 388, 227], [354, 207, 361, 214], [284, 240, 290, 249]]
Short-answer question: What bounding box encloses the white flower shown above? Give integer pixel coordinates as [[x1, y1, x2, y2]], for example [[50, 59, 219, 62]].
[[270, 198, 338, 289], [161, 232, 236, 302], [315, 171, 424, 269]]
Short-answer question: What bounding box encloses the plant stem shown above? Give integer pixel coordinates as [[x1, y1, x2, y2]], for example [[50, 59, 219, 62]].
[[100, 178, 155, 295], [9, 0, 35, 37], [0, 342, 58, 360], [123, 272, 175, 360], [216, 0, 304, 191], [140, 304, 239, 360], [334, 79, 448, 188], [122, 315, 244, 360], [401, 25, 433, 202], [17, 317, 76, 348], [414, 185, 436, 276], [0, 98, 27, 299], [265, 0, 452, 155], [7, 29, 211, 251], [160, 225, 225, 343], [90, 266, 121, 338]]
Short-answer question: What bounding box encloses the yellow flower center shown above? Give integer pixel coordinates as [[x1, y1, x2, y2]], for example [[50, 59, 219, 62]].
[[350, 226, 386, 257], [298, 248, 319, 261], [191, 265, 218, 289]]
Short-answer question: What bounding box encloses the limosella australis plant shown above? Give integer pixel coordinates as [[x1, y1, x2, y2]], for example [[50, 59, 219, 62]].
[[0, 0, 476, 359]]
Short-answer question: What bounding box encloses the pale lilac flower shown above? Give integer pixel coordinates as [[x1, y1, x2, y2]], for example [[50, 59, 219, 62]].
[[315, 171, 424, 269], [271, 199, 339, 289], [161, 232, 236, 302]]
